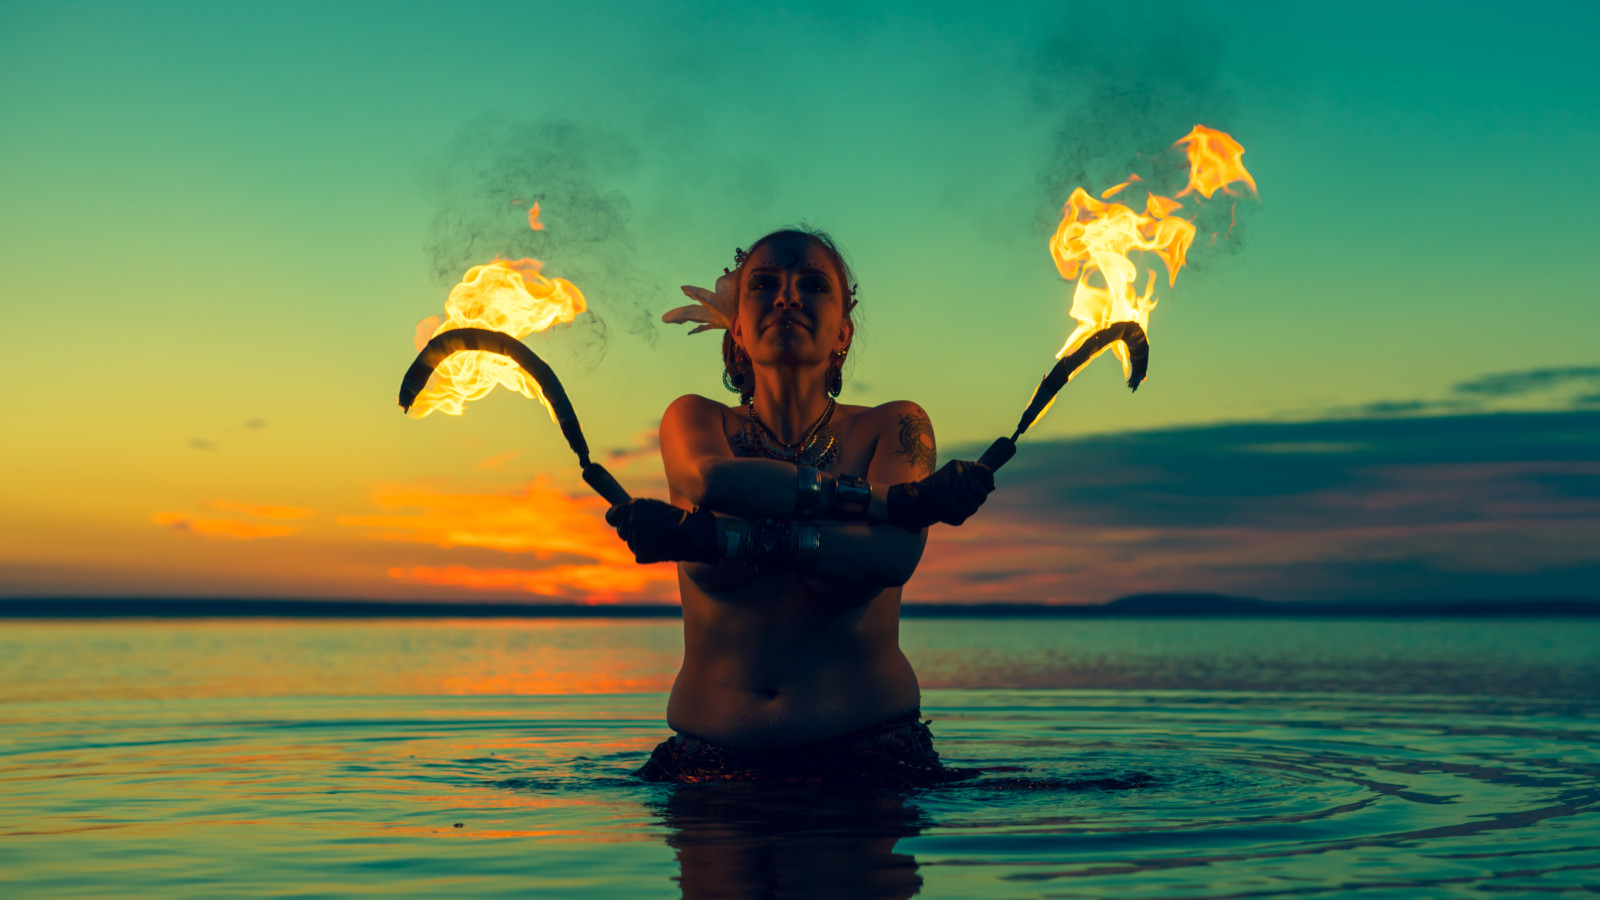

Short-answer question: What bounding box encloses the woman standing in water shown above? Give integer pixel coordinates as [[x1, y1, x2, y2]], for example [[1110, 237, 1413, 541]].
[[606, 228, 996, 785]]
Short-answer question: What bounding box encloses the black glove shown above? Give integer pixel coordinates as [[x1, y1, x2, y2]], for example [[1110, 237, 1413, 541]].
[[604, 499, 718, 564], [886, 460, 996, 530]]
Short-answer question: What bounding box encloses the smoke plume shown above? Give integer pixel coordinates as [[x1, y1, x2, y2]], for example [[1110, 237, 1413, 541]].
[[422, 118, 661, 361], [1027, 6, 1263, 268]]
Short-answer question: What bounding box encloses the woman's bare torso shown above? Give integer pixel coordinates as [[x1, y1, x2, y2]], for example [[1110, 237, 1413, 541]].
[[664, 401, 922, 748]]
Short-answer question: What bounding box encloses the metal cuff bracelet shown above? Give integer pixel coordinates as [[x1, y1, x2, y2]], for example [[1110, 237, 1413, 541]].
[[794, 466, 872, 520], [795, 466, 834, 517], [714, 517, 821, 573]]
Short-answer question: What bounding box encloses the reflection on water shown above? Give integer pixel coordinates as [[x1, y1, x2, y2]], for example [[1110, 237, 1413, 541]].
[[633, 772, 1177, 899], [5, 618, 1597, 703], [0, 619, 686, 701], [653, 785, 925, 900], [1, 620, 1598, 897]]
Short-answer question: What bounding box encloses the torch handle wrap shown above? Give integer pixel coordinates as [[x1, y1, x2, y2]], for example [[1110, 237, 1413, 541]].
[[1014, 321, 1150, 438], [582, 463, 632, 507], [977, 437, 1017, 472], [399, 327, 595, 464], [398, 328, 634, 505]]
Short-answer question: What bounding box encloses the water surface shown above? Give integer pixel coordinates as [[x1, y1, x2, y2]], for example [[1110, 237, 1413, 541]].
[[2, 619, 1597, 897]]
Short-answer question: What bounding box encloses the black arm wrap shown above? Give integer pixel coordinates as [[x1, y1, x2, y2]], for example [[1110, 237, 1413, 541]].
[[605, 500, 719, 564], [886, 460, 996, 530], [886, 482, 934, 531]]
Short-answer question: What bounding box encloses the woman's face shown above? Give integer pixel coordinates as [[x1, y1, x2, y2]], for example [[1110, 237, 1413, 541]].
[[731, 234, 852, 370]]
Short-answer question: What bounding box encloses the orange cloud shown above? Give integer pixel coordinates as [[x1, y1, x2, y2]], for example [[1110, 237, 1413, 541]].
[[152, 512, 296, 540], [211, 500, 316, 520], [388, 563, 675, 603], [339, 476, 627, 558], [340, 476, 676, 601]]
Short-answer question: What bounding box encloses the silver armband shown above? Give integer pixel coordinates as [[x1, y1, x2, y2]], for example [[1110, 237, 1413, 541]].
[[715, 517, 748, 561], [793, 524, 821, 573], [834, 474, 872, 519], [794, 465, 836, 517], [718, 517, 821, 573]]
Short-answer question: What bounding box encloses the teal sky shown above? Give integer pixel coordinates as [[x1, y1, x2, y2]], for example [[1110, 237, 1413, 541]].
[[2, 1, 1596, 602]]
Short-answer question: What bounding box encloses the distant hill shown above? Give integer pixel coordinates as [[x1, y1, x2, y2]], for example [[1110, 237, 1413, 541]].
[[1098, 594, 1600, 617], [1102, 594, 1271, 615], [2, 595, 1596, 618]]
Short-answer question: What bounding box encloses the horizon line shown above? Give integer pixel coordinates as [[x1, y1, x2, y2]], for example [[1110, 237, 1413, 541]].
[[3, 595, 1598, 619]]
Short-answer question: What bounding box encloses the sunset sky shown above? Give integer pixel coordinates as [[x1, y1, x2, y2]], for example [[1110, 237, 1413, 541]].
[[3, 1, 1596, 605]]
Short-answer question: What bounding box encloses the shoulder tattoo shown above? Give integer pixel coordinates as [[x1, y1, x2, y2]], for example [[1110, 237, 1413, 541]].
[[894, 409, 936, 475]]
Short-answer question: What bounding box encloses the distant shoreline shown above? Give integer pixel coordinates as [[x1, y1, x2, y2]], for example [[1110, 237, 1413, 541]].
[[2, 595, 1597, 619]]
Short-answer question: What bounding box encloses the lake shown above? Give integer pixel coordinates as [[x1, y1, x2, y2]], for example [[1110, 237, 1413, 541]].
[[2, 618, 1597, 897]]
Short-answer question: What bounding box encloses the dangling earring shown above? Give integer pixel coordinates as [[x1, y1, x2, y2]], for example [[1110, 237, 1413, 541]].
[[724, 347, 750, 395], [827, 350, 846, 398]]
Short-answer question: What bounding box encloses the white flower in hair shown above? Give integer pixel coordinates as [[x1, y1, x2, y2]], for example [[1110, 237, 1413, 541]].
[[663, 272, 738, 334]]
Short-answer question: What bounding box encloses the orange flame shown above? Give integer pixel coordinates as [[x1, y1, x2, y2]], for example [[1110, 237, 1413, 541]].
[[1100, 173, 1143, 199], [527, 201, 544, 231], [1046, 125, 1254, 386], [1175, 125, 1258, 199], [408, 258, 586, 419]]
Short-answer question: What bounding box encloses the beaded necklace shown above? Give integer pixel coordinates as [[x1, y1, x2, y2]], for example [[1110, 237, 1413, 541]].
[[731, 397, 839, 469]]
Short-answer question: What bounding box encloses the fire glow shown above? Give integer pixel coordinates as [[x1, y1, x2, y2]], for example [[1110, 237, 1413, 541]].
[[407, 258, 586, 420], [1047, 124, 1257, 396], [398, 204, 632, 507], [976, 125, 1257, 472]]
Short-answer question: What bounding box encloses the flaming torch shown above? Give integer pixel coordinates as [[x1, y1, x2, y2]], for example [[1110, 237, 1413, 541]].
[[397, 252, 631, 506], [979, 125, 1257, 471]]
